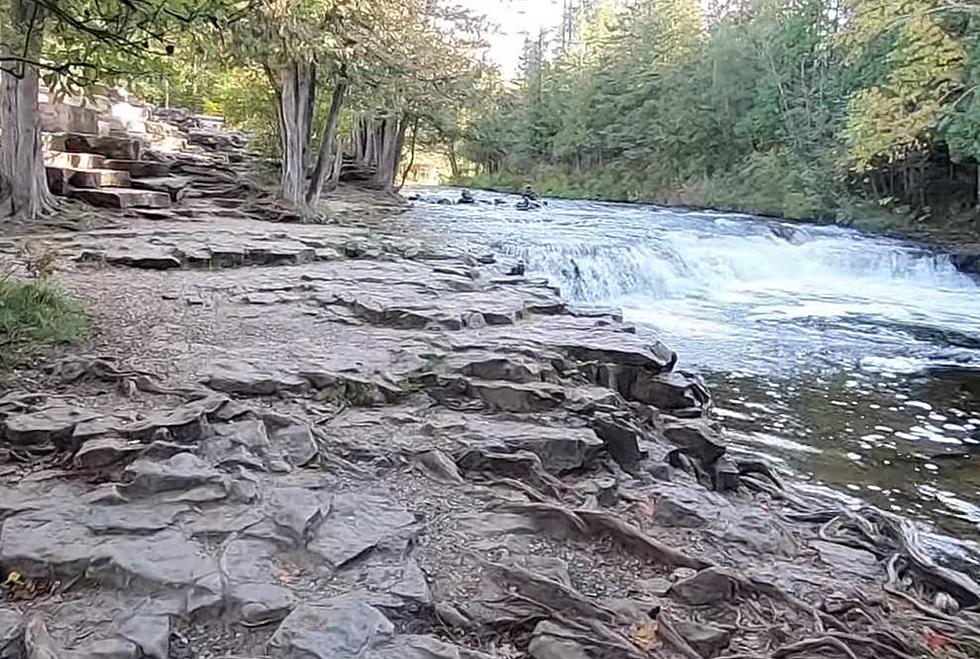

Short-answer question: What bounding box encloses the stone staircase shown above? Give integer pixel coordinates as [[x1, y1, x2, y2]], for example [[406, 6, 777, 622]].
[[38, 85, 253, 212], [45, 140, 181, 210]]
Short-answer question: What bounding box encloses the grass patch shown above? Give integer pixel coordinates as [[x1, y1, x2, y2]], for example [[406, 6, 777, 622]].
[[0, 278, 87, 367]]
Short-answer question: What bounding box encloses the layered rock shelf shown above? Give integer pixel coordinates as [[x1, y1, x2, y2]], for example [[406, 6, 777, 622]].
[[1, 128, 978, 659]]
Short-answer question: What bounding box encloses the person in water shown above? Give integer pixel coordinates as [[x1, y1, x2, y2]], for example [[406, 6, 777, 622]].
[[458, 190, 476, 204], [521, 184, 537, 202]]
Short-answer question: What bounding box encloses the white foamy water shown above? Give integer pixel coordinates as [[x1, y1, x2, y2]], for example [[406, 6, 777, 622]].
[[408, 188, 980, 555]]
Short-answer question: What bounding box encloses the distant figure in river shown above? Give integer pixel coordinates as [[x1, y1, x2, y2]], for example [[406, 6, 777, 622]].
[[458, 190, 476, 204], [516, 184, 542, 211]]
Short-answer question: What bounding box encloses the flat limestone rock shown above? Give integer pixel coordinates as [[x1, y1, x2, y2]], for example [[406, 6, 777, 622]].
[[669, 567, 739, 605], [459, 417, 603, 473], [70, 187, 171, 210], [203, 360, 309, 396], [130, 176, 189, 202], [307, 495, 416, 569], [74, 435, 144, 468], [3, 406, 97, 447], [811, 540, 879, 578], [270, 596, 489, 659], [467, 380, 565, 413], [0, 607, 23, 659], [119, 615, 170, 659], [104, 159, 172, 178], [122, 453, 224, 496]]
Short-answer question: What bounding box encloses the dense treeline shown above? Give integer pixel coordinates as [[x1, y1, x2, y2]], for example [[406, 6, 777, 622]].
[[461, 0, 980, 228]]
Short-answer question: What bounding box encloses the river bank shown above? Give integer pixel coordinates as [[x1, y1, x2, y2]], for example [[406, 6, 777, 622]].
[[1, 158, 979, 656]]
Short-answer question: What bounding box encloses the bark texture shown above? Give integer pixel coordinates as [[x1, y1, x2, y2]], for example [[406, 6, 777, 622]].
[[0, 0, 54, 220], [269, 60, 316, 206], [305, 79, 348, 204]]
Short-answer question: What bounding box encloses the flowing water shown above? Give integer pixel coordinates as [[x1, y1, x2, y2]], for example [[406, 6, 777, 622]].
[[406, 187, 980, 563]]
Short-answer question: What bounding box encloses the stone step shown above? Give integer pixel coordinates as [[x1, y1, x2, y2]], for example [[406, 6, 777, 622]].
[[130, 176, 189, 202], [48, 132, 146, 160], [104, 159, 172, 178], [69, 187, 171, 209], [45, 151, 106, 170], [45, 166, 132, 193]]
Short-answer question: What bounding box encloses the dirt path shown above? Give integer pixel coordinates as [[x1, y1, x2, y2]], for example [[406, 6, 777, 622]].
[[0, 147, 978, 658]]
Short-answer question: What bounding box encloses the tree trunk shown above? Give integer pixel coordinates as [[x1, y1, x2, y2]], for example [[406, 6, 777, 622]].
[[0, 0, 54, 220], [374, 116, 406, 192], [268, 60, 316, 206], [305, 78, 348, 205], [447, 144, 461, 180], [398, 117, 420, 192], [329, 144, 343, 191]]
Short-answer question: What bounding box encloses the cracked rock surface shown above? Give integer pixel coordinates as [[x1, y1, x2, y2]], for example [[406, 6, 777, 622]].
[[1, 148, 977, 659]]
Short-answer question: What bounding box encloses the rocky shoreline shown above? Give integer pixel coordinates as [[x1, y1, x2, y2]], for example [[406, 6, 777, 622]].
[[1, 139, 979, 658]]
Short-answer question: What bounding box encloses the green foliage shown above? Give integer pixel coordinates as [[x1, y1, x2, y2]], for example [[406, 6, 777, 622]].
[[0, 278, 87, 366], [460, 0, 980, 224]]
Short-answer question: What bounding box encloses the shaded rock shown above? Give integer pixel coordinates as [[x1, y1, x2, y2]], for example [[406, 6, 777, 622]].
[[412, 449, 464, 483], [203, 361, 308, 396], [84, 503, 186, 534], [74, 435, 143, 468], [458, 355, 552, 383], [467, 380, 564, 413], [263, 415, 318, 467], [714, 510, 797, 557], [669, 567, 739, 605], [0, 607, 23, 659], [3, 406, 96, 447], [122, 453, 224, 496], [651, 486, 726, 528], [456, 447, 560, 496], [631, 577, 671, 597], [529, 620, 645, 659], [104, 159, 171, 178], [307, 495, 416, 569], [592, 413, 643, 473], [712, 456, 741, 492], [130, 176, 189, 202], [70, 188, 171, 210], [811, 540, 879, 578], [65, 638, 138, 659], [670, 617, 732, 658], [120, 396, 224, 442], [119, 615, 169, 659], [220, 538, 297, 625], [271, 597, 488, 658], [262, 486, 331, 545], [498, 425, 602, 474], [24, 617, 61, 659], [662, 420, 725, 465], [269, 596, 392, 658], [631, 371, 711, 412]]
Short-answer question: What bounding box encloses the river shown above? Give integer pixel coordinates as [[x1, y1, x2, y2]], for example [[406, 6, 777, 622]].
[[406, 187, 980, 564]]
